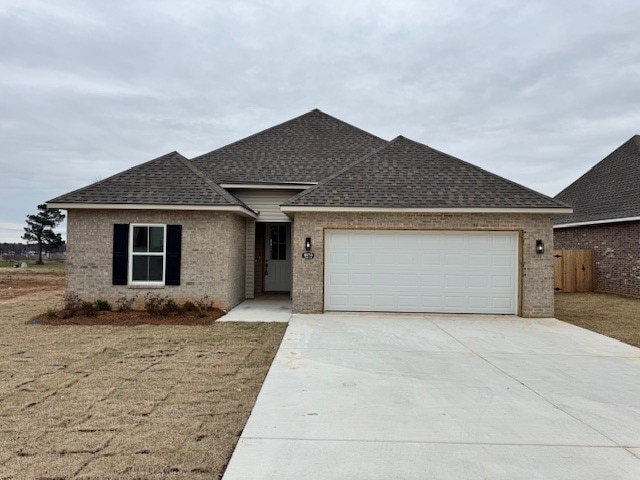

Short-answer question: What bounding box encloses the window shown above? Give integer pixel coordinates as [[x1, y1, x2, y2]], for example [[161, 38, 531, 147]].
[[129, 224, 166, 284], [113, 224, 181, 287], [269, 225, 287, 260]]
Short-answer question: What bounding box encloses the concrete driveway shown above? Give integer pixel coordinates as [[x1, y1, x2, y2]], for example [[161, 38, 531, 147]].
[[223, 314, 640, 479]]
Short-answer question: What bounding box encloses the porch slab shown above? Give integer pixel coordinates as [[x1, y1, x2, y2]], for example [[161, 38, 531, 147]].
[[218, 296, 292, 323]]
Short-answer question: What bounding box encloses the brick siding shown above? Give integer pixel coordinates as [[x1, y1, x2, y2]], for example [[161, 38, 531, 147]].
[[292, 212, 555, 317], [554, 221, 640, 297], [66, 209, 246, 311]]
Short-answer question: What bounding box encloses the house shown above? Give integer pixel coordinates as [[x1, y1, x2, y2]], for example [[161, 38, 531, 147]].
[[554, 135, 640, 297], [47, 109, 571, 317]]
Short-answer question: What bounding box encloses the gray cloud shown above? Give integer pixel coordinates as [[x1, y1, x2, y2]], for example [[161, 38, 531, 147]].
[[1, 0, 639, 241]]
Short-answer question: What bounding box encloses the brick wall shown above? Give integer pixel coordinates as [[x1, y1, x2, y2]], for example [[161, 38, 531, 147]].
[[292, 212, 555, 317], [554, 221, 640, 297], [66, 209, 247, 311]]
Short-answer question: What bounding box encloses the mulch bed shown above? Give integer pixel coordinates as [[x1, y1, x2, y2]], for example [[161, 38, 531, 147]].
[[31, 308, 226, 326]]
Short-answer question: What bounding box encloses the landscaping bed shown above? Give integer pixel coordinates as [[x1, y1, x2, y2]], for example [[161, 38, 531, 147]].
[[33, 308, 225, 326]]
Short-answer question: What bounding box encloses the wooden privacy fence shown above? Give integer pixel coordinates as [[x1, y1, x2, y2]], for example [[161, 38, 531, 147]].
[[553, 249, 595, 292]]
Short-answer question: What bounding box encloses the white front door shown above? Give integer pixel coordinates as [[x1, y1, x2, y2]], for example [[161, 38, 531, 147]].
[[324, 230, 519, 314], [264, 223, 292, 292]]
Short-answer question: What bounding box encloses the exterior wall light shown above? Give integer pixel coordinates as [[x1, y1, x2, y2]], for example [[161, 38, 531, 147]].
[[536, 240, 544, 255], [305, 237, 312, 251]]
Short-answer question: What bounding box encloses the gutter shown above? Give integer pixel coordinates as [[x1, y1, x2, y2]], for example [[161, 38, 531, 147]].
[[45, 203, 258, 219], [554, 216, 640, 229]]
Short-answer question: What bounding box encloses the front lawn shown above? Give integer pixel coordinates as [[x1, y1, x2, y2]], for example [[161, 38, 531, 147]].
[[0, 268, 287, 479], [555, 292, 640, 348]]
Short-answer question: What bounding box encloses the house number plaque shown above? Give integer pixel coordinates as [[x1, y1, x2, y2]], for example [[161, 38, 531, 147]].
[[302, 252, 315, 260]]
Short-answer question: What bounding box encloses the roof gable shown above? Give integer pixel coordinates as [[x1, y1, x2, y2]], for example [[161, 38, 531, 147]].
[[48, 151, 247, 208], [284, 136, 567, 210], [554, 135, 640, 225], [191, 109, 388, 184]]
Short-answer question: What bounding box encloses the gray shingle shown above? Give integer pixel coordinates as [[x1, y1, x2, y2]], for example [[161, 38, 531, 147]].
[[48, 151, 249, 208], [284, 136, 568, 209], [191, 109, 388, 183], [554, 135, 640, 224]]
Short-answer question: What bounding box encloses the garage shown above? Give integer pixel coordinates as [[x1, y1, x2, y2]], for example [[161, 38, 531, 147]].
[[324, 230, 519, 314]]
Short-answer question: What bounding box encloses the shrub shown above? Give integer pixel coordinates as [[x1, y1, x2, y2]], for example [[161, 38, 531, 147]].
[[144, 293, 166, 316], [60, 292, 83, 318], [95, 299, 112, 311], [160, 298, 180, 315], [115, 296, 136, 312], [46, 308, 58, 318], [80, 301, 98, 317], [182, 301, 197, 312], [195, 296, 214, 318]]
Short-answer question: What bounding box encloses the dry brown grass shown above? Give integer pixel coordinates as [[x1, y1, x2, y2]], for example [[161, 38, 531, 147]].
[[0, 268, 287, 479], [555, 292, 640, 348]]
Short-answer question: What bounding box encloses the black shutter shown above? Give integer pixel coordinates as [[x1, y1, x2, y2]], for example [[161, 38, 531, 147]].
[[112, 224, 129, 285], [165, 225, 182, 286]]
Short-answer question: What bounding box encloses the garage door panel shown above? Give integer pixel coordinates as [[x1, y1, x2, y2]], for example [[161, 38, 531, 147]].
[[467, 275, 489, 288], [420, 275, 442, 287], [444, 254, 465, 266], [467, 296, 491, 308], [468, 254, 491, 267], [492, 275, 514, 289], [325, 230, 518, 314], [419, 254, 443, 267]]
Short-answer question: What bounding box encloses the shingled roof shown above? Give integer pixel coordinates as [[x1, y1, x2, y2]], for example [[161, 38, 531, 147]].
[[554, 135, 640, 225], [191, 109, 388, 183], [48, 151, 252, 210], [283, 136, 568, 210], [48, 110, 570, 214]]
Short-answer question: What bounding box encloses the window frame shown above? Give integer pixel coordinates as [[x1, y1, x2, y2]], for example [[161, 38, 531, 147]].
[[128, 223, 167, 286]]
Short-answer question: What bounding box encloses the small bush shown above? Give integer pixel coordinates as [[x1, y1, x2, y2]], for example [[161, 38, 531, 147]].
[[95, 299, 112, 311], [115, 296, 136, 312], [182, 301, 197, 312], [144, 293, 166, 316], [80, 301, 98, 317], [46, 308, 58, 318], [195, 296, 214, 318], [60, 292, 83, 318], [160, 298, 180, 315]]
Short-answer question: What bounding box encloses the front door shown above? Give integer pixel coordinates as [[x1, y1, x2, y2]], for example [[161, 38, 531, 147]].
[[264, 223, 292, 292]]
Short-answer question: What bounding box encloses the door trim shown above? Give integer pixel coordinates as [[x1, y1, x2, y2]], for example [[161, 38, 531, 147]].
[[264, 222, 292, 293]]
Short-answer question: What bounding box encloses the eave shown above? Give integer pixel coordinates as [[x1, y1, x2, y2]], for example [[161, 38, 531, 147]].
[[45, 203, 258, 218], [281, 206, 573, 214], [554, 215, 640, 229]]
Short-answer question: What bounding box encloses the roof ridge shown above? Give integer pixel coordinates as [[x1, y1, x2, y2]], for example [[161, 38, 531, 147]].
[[397, 137, 571, 208], [308, 109, 388, 143], [47, 151, 185, 204], [179, 158, 255, 211], [282, 137, 398, 206], [190, 109, 387, 163]]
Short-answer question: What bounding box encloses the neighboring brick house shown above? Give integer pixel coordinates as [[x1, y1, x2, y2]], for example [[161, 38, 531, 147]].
[[47, 109, 571, 317], [554, 135, 640, 297]]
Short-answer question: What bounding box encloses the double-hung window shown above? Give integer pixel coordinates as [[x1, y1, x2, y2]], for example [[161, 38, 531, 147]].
[[129, 224, 166, 284]]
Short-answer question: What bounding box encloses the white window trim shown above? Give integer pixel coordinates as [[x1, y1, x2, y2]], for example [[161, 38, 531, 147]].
[[128, 223, 167, 286]]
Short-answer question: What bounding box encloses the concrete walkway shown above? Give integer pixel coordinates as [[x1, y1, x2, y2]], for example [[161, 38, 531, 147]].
[[218, 295, 292, 322], [223, 314, 640, 479]]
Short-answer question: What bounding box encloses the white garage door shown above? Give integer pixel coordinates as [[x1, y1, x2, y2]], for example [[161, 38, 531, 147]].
[[324, 230, 519, 314]]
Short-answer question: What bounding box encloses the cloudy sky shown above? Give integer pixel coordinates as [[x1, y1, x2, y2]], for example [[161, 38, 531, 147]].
[[1, 0, 639, 242]]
